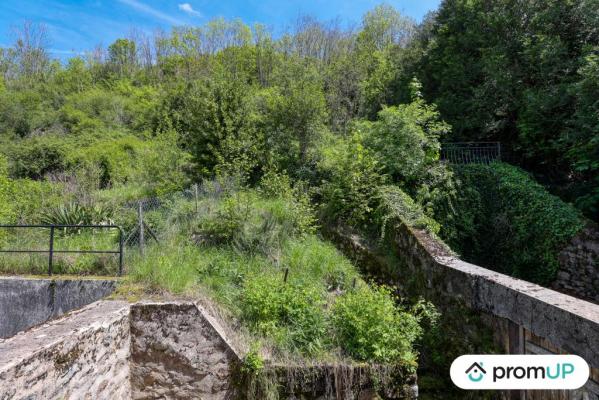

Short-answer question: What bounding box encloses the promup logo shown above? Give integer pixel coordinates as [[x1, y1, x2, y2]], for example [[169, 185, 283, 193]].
[[451, 355, 589, 390], [465, 362, 486, 382]]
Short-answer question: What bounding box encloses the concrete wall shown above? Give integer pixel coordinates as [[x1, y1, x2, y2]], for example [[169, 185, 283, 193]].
[[0, 301, 131, 400], [0, 276, 117, 338]]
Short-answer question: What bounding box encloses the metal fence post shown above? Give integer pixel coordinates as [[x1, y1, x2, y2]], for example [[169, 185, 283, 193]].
[[138, 202, 145, 256], [48, 226, 55, 276], [118, 227, 124, 276]]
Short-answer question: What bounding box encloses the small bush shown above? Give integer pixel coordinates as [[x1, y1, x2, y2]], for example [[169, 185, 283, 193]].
[[258, 170, 317, 235], [374, 185, 440, 235], [240, 275, 327, 355], [331, 285, 423, 366], [318, 133, 387, 228], [197, 190, 315, 256], [197, 194, 250, 245], [240, 343, 265, 377]]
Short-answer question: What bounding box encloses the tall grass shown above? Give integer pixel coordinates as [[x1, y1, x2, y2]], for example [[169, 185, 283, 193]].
[[0, 228, 121, 275], [123, 186, 429, 364]]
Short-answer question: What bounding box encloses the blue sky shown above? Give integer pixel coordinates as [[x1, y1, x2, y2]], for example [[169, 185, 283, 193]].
[[0, 0, 441, 59]]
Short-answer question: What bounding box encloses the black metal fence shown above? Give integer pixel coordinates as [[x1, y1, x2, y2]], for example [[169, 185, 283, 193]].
[[441, 142, 501, 164], [0, 225, 124, 276]]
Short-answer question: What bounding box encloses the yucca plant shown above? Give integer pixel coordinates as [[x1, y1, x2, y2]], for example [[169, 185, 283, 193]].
[[40, 203, 114, 232]]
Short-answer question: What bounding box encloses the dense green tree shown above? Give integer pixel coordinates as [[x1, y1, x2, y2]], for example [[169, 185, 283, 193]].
[[413, 0, 599, 218], [159, 74, 262, 179], [108, 39, 137, 78], [261, 60, 327, 170]]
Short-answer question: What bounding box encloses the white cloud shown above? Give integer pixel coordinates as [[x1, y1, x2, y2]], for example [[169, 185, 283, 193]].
[[178, 3, 201, 17], [118, 0, 184, 25]]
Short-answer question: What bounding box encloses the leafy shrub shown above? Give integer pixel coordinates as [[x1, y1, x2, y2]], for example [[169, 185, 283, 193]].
[[282, 236, 359, 292], [374, 185, 440, 235], [318, 133, 387, 228], [258, 170, 317, 235], [358, 82, 457, 227], [5, 136, 70, 179], [0, 89, 59, 138], [258, 169, 294, 199], [360, 80, 450, 184], [0, 155, 13, 224], [240, 343, 265, 377], [240, 275, 327, 355], [158, 77, 263, 180], [331, 285, 423, 366], [60, 87, 135, 134], [0, 155, 65, 224], [197, 193, 252, 245], [439, 163, 585, 284]]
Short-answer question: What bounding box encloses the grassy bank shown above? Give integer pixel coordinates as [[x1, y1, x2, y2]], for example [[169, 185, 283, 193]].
[[118, 183, 434, 367]]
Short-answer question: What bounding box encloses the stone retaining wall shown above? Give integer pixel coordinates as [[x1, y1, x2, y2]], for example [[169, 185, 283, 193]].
[[326, 221, 599, 399], [0, 300, 417, 399], [0, 276, 118, 338], [0, 301, 130, 400], [129, 302, 241, 400], [553, 223, 599, 304]]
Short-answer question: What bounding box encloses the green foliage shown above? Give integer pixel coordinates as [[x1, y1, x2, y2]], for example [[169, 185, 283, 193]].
[[0, 88, 58, 138], [439, 163, 585, 284], [413, 0, 599, 220], [0, 155, 13, 223], [197, 189, 315, 257], [4, 135, 70, 179], [241, 275, 327, 355], [108, 39, 137, 77], [259, 61, 328, 170], [374, 185, 440, 235], [361, 81, 449, 183], [40, 203, 113, 226], [240, 343, 265, 377], [159, 75, 262, 180], [331, 285, 423, 366], [565, 49, 599, 219], [358, 83, 457, 227], [355, 4, 417, 119], [318, 133, 387, 227], [258, 169, 317, 234], [0, 154, 64, 224]]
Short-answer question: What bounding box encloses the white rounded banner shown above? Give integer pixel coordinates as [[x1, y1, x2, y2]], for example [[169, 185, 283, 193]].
[[450, 354, 589, 390]]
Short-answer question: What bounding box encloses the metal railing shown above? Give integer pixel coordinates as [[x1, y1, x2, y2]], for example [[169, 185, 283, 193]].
[[441, 142, 501, 164], [0, 225, 124, 276]]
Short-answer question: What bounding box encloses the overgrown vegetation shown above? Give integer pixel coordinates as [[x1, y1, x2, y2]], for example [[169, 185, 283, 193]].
[[410, 0, 599, 220], [0, 2, 596, 396], [125, 181, 430, 366], [437, 163, 585, 284]]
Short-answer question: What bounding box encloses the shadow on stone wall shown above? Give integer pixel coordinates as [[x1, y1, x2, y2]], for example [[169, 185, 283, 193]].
[[553, 222, 599, 304]]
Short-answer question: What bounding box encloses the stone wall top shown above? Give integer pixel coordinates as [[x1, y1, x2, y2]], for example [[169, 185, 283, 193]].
[[394, 221, 599, 369], [0, 300, 130, 400]]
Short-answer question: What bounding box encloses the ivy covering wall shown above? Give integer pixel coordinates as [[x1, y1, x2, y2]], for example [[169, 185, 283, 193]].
[[438, 162, 585, 284]]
